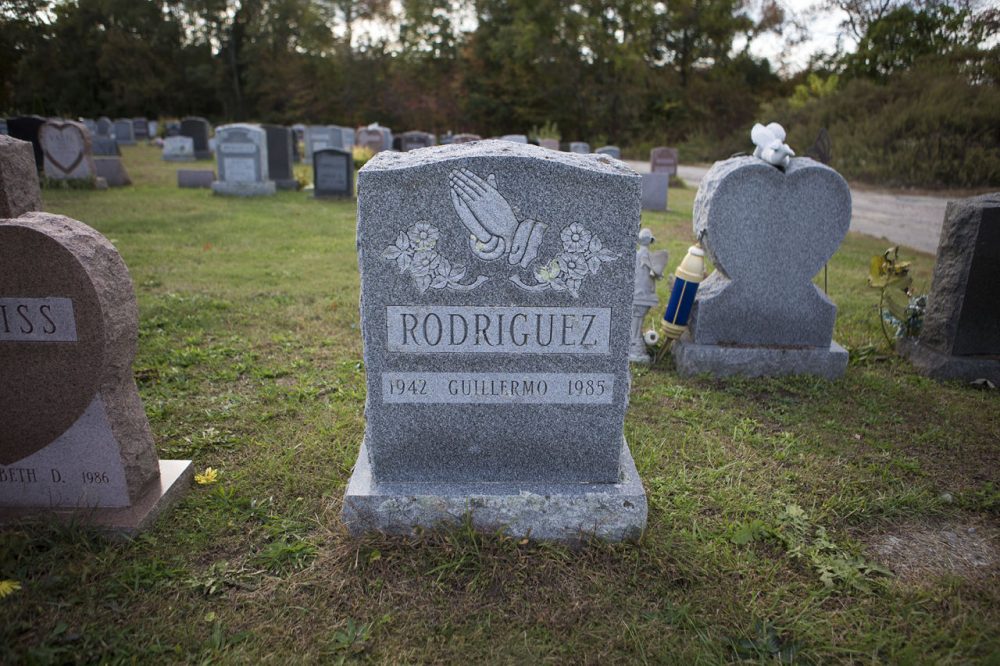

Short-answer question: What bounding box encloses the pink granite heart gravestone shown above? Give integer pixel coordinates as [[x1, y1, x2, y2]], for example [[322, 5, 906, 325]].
[[39, 120, 95, 181]]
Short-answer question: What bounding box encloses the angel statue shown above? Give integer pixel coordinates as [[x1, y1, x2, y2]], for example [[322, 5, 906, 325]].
[[630, 228, 670, 364], [751, 122, 795, 169], [448, 168, 547, 268]]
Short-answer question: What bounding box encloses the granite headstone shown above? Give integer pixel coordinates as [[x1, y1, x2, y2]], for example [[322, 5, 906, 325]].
[[96, 117, 113, 137], [452, 134, 482, 144], [6, 116, 46, 171], [177, 169, 215, 189], [0, 213, 192, 533], [211, 124, 275, 197], [180, 116, 212, 159], [113, 119, 136, 145], [94, 157, 132, 187], [132, 117, 149, 140], [312, 148, 353, 198], [539, 139, 560, 151], [92, 136, 120, 157], [356, 125, 393, 153], [569, 142, 590, 154], [400, 131, 435, 152], [0, 135, 42, 218], [650, 147, 679, 176], [672, 156, 851, 378], [39, 120, 96, 181], [162, 136, 195, 162], [263, 124, 297, 190], [596, 146, 621, 159], [640, 173, 668, 211], [500, 134, 528, 144], [343, 140, 647, 542]]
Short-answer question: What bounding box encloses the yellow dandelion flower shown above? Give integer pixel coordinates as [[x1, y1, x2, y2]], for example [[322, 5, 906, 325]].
[[194, 467, 219, 485], [0, 580, 21, 599]]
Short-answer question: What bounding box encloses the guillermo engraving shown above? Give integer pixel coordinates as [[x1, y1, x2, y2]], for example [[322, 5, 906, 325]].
[[386, 306, 611, 354], [0, 298, 77, 342], [383, 373, 616, 404]]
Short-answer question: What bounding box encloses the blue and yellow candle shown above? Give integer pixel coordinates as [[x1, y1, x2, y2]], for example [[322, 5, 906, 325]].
[[662, 243, 706, 339]]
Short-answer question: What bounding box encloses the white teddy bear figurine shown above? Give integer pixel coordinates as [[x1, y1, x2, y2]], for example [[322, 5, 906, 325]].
[[751, 122, 795, 169]]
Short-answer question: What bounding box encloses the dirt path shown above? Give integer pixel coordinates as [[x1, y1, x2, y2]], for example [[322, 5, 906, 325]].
[[626, 161, 953, 255]]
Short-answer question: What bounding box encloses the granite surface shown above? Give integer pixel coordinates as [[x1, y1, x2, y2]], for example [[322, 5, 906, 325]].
[[0, 135, 42, 217], [641, 173, 668, 211], [673, 337, 849, 379], [354, 140, 641, 486]]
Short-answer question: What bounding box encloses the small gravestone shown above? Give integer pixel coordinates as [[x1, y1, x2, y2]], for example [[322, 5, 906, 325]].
[[569, 142, 590, 154], [148, 120, 158, 138], [94, 157, 131, 187], [96, 117, 113, 137], [650, 147, 679, 176], [113, 119, 136, 145], [452, 134, 482, 144], [6, 116, 46, 171], [81, 118, 97, 135], [263, 125, 297, 190], [900, 194, 1000, 383], [500, 134, 528, 144], [212, 124, 274, 197], [180, 116, 212, 159], [539, 139, 560, 151], [92, 136, 120, 157], [343, 140, 646, 542], [400, 131, 435, 151], [304, 125, 333, 164], [0, 213, 192, 533], [132, 117, 149, 140], [177, 169, 215, 189], [0, 135, 43, 218], [596, 146, 621, 159], [39, 120, 96, 182], [162, 136, 195, 162], [165, 121, 180, 137], [640, 173, 668, 211], [313, 148, 353, 198], [672, 155, 851, 378], [356, 125, 393, 153]]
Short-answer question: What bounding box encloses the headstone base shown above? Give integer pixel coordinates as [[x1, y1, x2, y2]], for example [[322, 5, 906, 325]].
[[672, 338, 848, 378], [897, 339, 1000, 384], [342, 440, 647, 543], [211, 181, 276, 197], [0, 459, 193, 537], [629, 348, 652, 364], [275, 178, 299, 191], [94, 158, 131, 187], [178, 170, 215, 189]]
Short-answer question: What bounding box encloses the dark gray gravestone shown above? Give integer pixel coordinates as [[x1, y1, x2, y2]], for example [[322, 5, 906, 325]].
[[177, 169, 215, 189], [356, 125, 392, 153], [900, 194, 1000, 382], [0, 135, 42, 218], [313, 148, 353, 198], [569, 142, 590, 154], [6, 116, 46, 171], [211, 124, 274, 197], [132, 118, 149, 140], [94, 158, 131, 187], [0, 213, 192, 533], [650, 147, 679, 176], [342, 140, 646, 542], [81, 119, 97, 135], [92, 137, 120, 157], [263, 125, 297, 190], [113, 119, 135, 145], [400, 131, 435, 151], [165, 122, 181, 137], [180, 116, 212, 159], [96, 117, 113, 137]]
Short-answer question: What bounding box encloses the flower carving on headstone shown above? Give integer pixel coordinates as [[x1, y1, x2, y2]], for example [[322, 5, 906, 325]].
[[511, 222, 618, 298], [381, 222, 489, 293]]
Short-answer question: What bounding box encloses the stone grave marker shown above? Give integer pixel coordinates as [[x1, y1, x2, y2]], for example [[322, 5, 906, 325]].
[[0, 213, 192, 533], [640, 173, 668, 211], [672, 155, 851, 378], [312, 148, 353, 198], [343, 140, 647, 542], [212, 124, 274, 197], [650, 147, 679, 176], [262, 124, 297, 190], [113, 119, 136, 145], [162, 136, 195, 162], [899, 194, 1000, 383], [93, 136, 120, 157], [148, 120, 158, 138], [180, 116, 212, 159], [500, 134, 528, 144], [177, 169, 215, 189], [132, 117, 149, 140], [165, 121, 181, 137], [96, 117, 113, 137], [81, 118, 97, 135], [596, 146, 621, 159], [569, 142, 590, 154], [539, 139, 560, 151], [304, 125, 334, 164], [0, 135, 43, 218], [39, 120, 96, 182], [6, 116, 46, 171], [400, 131, 435, 151], [356, 125, 393, 153], [451, 134, 482, 144], [94, 157, 131, 187]]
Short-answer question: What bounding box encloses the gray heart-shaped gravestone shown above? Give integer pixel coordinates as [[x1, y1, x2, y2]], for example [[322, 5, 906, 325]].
[[689, 156, 851, 347], [39, 120, 94, 180]]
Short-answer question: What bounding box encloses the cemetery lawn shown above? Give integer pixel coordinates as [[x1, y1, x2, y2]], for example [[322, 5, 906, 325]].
[[3, 144, 998, 664]]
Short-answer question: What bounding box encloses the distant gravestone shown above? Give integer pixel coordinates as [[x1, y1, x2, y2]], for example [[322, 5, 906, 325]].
[[900, 194, 1000, 383], [569, 142, 590, 154], [596, 146, 621, 159], [640, 173, 668, 212], [343, 140, 646, 542], [39, 120, 96, 182], [500, 134, 528, 144], [162, 136, 195, 162], [113, 119, 135, 145], [312, 148, 353, 198], [356, 125, 393, 153], [539, 139, 560, 151], [263, 124, 297, 190], [452, 134, 482, 144], [6, 116, 46, 171], [180, 117, 212, 159], [672, 156, 851, 378], [0, 135, 42, 218], [650, 147, 679, 176], [94, 157, 131, 187], [177, 169, 215, 189], [81, 118, 97, 135], [132, 117, 149, 140], [212, 124, 274, 197], [148, 120, 158, 138], [92, 136, 120, 157], [0, 213, 192, 533], [165, 122, 181, 137], [96, 117, 113, 137], [400, 131, 435, 152]]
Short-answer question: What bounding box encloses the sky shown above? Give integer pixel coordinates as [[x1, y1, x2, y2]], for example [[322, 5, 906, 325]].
[[743, 0, 853, 73]]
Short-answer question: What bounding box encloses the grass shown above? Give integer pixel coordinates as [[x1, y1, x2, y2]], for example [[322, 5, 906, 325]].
[[2, 145, 998, 664]]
